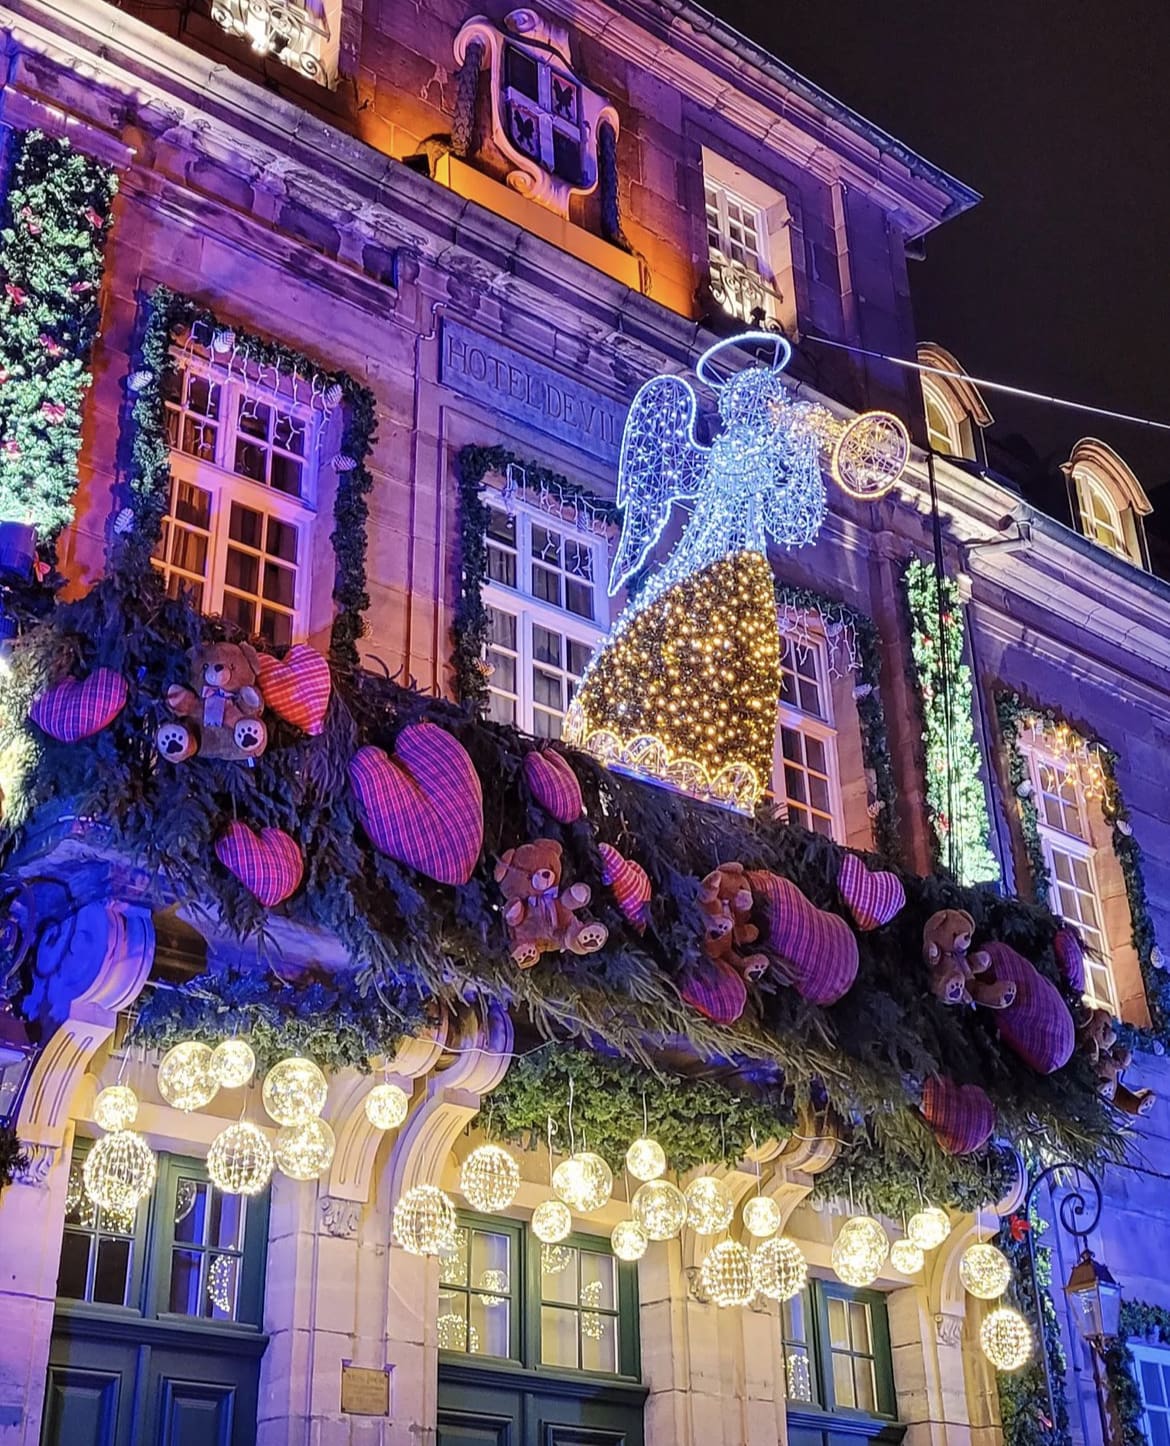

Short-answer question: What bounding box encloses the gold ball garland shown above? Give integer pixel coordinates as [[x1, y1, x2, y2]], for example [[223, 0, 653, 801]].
[[625, 1137, 667, 1182], [960, 1242, 1012, 1300], [532, 1199, 573, 1244], [273, 1118, 336, 1180], [83, 1131, 157, 1213], [394, 1185, 458, 1256], [907, 1206, 951, 1252], [207, 1122, 274, 1196], [980, 1306, 1034, 1371], [157, 1041, 219, 1112], [685, 1176, 735, 1236], [552, 1152, 613, 1213], [632, 1180, 687, 1241], [889, 1239, 925, 1277], [93, 1084, 139, 1133], [364, 1082, 409, 1131], [742, 1195, 782, 1239], [611, 1219, 649, 1262], [262, 1056, 328, 1127], [700, 1240, 754, 1308], [211, 1039, 256, 1090], [751, 1236, 807, 1302], [832, 1215, 890, 1287], [461, 1144, 521, 1213]]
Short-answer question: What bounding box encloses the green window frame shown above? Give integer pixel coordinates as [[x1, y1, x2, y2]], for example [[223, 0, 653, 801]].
[[782, 1281, 898, 1425], [438, 1212, 640, 1382], [57, 1145, 269, 1332]]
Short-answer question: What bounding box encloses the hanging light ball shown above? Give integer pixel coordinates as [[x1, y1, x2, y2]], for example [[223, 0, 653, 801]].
[[743, 1195, 783, 1239], [541, 1242, 573, 1275], [832, 1215, 890, 1287], [93, 1084, 139, 1133], [611, 1219, 649, 1262], [626, 1136, 667, 1182], [207, 1121, 274, 1196], [440, 1230, 469, 1287], [700, 1240, 754, 1307], [394, 1185, 458, 1256], [532, 1198, 573, 1244], [211, 1039, 256, 1090], [273, 1118, 336, 1181], [552, 1152, 613, 1213], [907, 1206, 951, 1252], [960, 1242, 1012, 1300], [685, 1176, 735, 1236], [461, 1144, 521, 1213], [437, 1313, 479, 1353], [364, 1082, 409, 1131], [632, 1180, 688, 1241], [262, 1056, 328, 1127], [478, 1269, 509, 1297], [980, 1306, 1034, 1371], [83, 1130, 157, 1213], [890, 1239, 925, 1277], [157, 1041, 219, 1112], [752, 1236, 807, 1302]]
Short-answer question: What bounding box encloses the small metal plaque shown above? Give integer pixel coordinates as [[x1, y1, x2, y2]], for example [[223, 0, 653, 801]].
[[340, 1363, 390, 1416]]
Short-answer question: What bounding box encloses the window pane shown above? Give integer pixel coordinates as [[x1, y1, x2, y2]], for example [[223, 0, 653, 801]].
[[263, 561, 296, 608], [849, 1301, 872, 1354], [273, 410, 305, 455], [440, 1230, 470, 1288], [808, 774, 831, 813], [567, 640, 593, 676], [206, 1253, 239, 1322], [852, 1357, 877, 1414], [470, 1232, 510, 1295], [438, 1291, 473, 1353], [1144, 1362, 1166, 1406], [230, 503, 264, 549], [174, 1179, 208, 1245], [173, 481, 212, 530], [532, 626, 563, 667], [181, 417, 217, 461], [487, 511, 516, 547], [234, 440, 267, 482], [782, 1293, 809, 1344], [542, 1246, 579, 1304], [487, 607, 517, 649], [533, 668, 563, 710], [580, 1252, 615, 1311], [188, 376, 220, 418], [532, 565, 561, 606], [785, 1347, 815, 1403], [812, 812, 833, 837], [238, 400, 270, 440], [208, 1190, 246, 1252], [580, 1311, 618, 1372], [170, 528, 208, 578], [92, 1237, 132, 1307], [533, 710, 561, 740], [488, 651, 516, 694], [488, 692, 517, 725], [266, 516, 299, 564], [221, 592, 255, 633], [531, 525, 560, 563], [225, 548, 260, 595], [1152, 1416, 1170, 1446], [832, 1350, 855, 1408], [797, 675, 821, 715], [263, 609, 292, 648], [805, 736, 827, 773], [57, 1233, 92, 1300], [827, 1295, 849, 1349], [541, 1305, 579, 1368], [469, 1291, 510, 1359], [487, 546, 517, 589], [784, 765, 808, 804], [565, 579, 594, 620], [270, 453, 304, 498], [169, 1248, 203, 1315]]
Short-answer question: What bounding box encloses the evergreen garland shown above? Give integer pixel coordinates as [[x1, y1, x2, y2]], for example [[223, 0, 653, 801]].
[[996, 691, 1170, 1049], [904, 558, 1000, 885], [453, 444, 617, 708], [774, 582, 901, 863], [1103, 1300, 1170, 1446], [0, 1121, 28, 1193], [0, 130, 117, 541], [995, 1216, 1073, 1446]]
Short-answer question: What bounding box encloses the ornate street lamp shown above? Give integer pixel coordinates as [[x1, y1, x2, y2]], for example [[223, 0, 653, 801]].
[[1065, 1248, 1123, 1345]]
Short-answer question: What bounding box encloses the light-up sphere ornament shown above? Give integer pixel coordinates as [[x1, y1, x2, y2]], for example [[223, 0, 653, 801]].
[[394, 1185, 458, 1256], [980, 1306, 1034, 1372], [93, 1084, 139, 1133], [461, 1144, 521, 1213], [273, 1118, 336, 1180], [831, 411, 910, 500], [907, 1206, 951, 1252], [625, 1137, 667, 1182], [832, 1216, 890, 1287], [611, 1219, 649, 1262], [541, 1242, 573, 1275], [65, 1164, 84, 1214], [364, 1082, 409, 1131], [701, 1240, 754, 1307], [83, 1131, 157, 1213], [752, 1236, 807, 1302], [208, 1253, 235, 1312], [552, 1152, 613, 1212], [532, 1198, 573, 1244], [262, 1056, 328, 1127], [478, 1269, 509, 1298], [211, 1038, 256, 1089], [743, 1195, 782, 1239], [685, 1176, 735, 1236], [437, 1313, 479, 1353], [632, 1180, 687, 1241], [960, 1242, 1012, 1300], [581, 1279, 605, 1339], [157, 1041, 219, 1112], [207, 1122, 274, 1196], [440, 1230, 469, 1286], [890, 1239, 925, 1277]]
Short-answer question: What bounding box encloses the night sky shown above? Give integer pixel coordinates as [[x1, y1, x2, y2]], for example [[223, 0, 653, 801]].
[[709, 1, 1170, 504]]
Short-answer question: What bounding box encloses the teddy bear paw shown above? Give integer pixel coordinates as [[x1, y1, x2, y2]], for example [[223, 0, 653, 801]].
[[572, 921, 609, 955], [564, 882, 591, 908], [511, 942, 541, 970], [738, 952, 769, 981], [233, 718, 267, 756], [156, 721, 195, 763]]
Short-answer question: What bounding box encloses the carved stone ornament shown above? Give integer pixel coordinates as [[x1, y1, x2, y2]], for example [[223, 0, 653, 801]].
[[935, 1313, 964, 1347], [15, 1142, 56, 1187], [453, 9, 620, 217], [320, 1196, 362, 1238]]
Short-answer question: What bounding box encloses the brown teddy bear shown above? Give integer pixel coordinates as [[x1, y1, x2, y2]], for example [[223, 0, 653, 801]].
[[494, 839, 609, 970], [157, 642, 268, 764], [698, 863, 768, 981], [923, 909, 1016, 1010], [1079, 1008, 1155, 1116]]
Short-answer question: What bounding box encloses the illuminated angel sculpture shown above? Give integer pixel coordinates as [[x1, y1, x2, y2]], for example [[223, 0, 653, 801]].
[[564, 334, 909, 812]]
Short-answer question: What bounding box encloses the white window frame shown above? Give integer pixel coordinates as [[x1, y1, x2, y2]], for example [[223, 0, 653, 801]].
[[481, 492, 607, 740], [1130, 1342, 1170, 1445], [704, 176, 768, 275], [923, 379, 963, 456], [772, 629, 845, 841], [154, 355, 319, 646], [1026, 745, 1119, 1013], [1074, 468, 1138, 564], [701, 149, 796, 334]]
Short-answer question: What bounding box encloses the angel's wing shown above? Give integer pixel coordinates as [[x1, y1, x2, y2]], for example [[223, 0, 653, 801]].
[[609, 375, 708, 594]]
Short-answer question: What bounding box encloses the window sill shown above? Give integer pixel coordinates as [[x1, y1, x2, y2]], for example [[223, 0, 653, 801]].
[[433, 154, 642, 295], [54, 1302, 268, 1355], [787, 1404, 903, 1441], [438, 1354, 647, 1401]]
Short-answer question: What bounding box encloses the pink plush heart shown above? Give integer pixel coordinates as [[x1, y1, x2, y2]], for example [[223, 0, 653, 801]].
[[679, 958, 747, 1025], [984, 941, 1075, 1074], [255, 645, 331, 735], [748, 870, 859, 1005], [837, 853, 905, 931], [215, 822, 304, 907], [350, 722, 484, 885], [921, 1076, 996, 1156], [30, 668, 127, 742], [598, 842, 651, 929], [523, 748, 583, 823]]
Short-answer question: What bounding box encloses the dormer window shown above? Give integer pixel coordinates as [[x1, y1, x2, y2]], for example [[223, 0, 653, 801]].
[[701, 150, 795, 334], [1064, 439, 1150, 569], [917, 344, 992, 462]]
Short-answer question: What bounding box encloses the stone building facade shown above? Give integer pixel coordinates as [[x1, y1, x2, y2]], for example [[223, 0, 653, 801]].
[[0, 2, 1167, 1446]]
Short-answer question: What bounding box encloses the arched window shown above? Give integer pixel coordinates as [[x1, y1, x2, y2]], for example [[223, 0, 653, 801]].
[[923, 380, 963, 456], [1075, 470, 1128, 558], [1065, 440, 1150, 568], [917, 345, 992, 461]]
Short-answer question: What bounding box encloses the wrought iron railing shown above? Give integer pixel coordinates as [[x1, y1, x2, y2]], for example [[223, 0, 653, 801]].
[[210, 0, 331, 82], [707, 251, 786, 332]]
